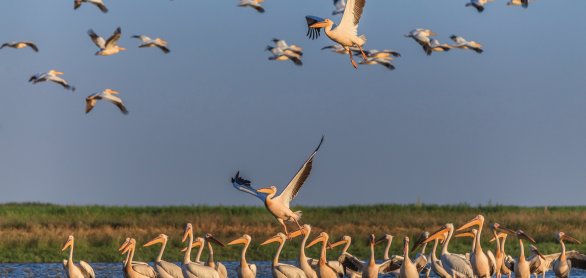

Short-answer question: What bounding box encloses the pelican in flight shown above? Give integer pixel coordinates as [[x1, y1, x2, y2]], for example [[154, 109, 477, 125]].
[[494, 226, 540, 278], [429, 39, 452, 53], [85, 89, 129, 115], [29, 70, 75, 91], [266, 45, 303, 66], [231, 136, 324, 236], [507, 0, 529, 8], [332, 0, 346, 15], [132, 35, 170, 54], [61, 235, 95, 278], [321, 44, 360, 55], [405, 29, 437, 56], [466, 0, 492, 13], [270, 39, 303, 56], [74, 0, 108, 13], [416, 224, 474, 278], [143, 234, 183, 278], [305, 0, 369, 68], [306, 232, 343, 278], [289, 225, 317, 278], [338, 234, 400, 278], [359, 57, 395, 70], [329, 235, 360, 278], [457, 215, 496, 278], [450, 35, 483, 54], [1, 41, 38, 52], [181, 224, 223, 278], [553, 232, 582, 278], [227, 234, 257, 278], [261, 232, 306, 278], [238, 0, 265, 13], [120, 238, 157, 278], [88, 27, 125, 56]]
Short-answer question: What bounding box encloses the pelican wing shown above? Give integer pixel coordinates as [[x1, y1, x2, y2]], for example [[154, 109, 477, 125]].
[[105, 27, 122, 48], [442, 254, 473, 278], [305, 16, 325, 40], [275, 136, 324, 207], [337, 0, 366, 36], [79, 261, 96, 278], [567, 250, 586, 269], [415, 254, 429, 272], [334, 0, 346, 10], [132, 35, 151, 43], [88, 29, 106, 49], [231, 171, 266, 201], [338, 253, 364, 272], [93, 1, 109, 13], [132, 263, 157, 277], [249, 264, 257, 276], [157, 261, 183, 278], [486, 250, 496, 275], [379, 256, 402, 274]]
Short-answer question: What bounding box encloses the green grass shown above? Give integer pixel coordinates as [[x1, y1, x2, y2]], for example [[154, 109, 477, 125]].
[[0, 203, 584, 263]]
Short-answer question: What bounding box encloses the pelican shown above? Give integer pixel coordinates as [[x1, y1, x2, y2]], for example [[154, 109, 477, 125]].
[[411, 231, 431, 273], [429, 39, 452, 53], [61, 235, 95, 278], [29, 70, 75, 91], [328, 236, 360, 278], [120, 238, 150, 268], [457, 215, 496, 278], [143, 234, 183, 278], [553, 232, 582, 278], [271, 39, 303, 55], [332, 0, 346, 15], [362, 49, 401, 59], [490, 225, 510, 278], [88, 27, 125, 56], [289, 225, 317, 278], [85, 89, 128, 114], [305, 0, 369, 68], [266, 46, 303, 66], [132, 35, 170, 54], [120, 238, 157, 278], [416, 224, 473, 278], [238, 0, 265, 13], [320, 44, 361, 55], [227, 234, 257, 278], [1, 41, 38, 52], [405, 29, 437, 56], [181, 224, 222, 278], [450, 35, 483, 54], [399, 237, 419, 278], [231, 136, 324, 237], [203, 233, 228, 278], [420, 231, 450, 278], [507, 0, 529, 8], [182, 237, 206, 264], [495, 226, 539, 278], [261, 232, 306, 278], [465, 0, 491, 12], [306, 232, 342, 278], [528, 245, 547, 278], [74, 0, 108, 13], [359, 57, 395, 70], [338, 234, 400, 278]]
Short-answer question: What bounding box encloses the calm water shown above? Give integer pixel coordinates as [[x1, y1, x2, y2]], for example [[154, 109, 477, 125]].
[[1, 262, 585, 278]]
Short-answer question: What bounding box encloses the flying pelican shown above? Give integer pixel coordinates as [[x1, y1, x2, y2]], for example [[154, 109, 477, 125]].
[[495, 226, 539, 278], [328, 236, 360, 278], [332, 0, 346, 15], [181, 224, 222, 278], [362, 49, 401, 59], [321, 44, 361, 55], [261, 232, 306, 278], [306, 232, 343, 278], [405, 29, 437, 56], [203, 233, 228, 278], [132, 35, 170, 54], [88, 27, 125, 56], [457, 215, 496, 278], [289, 225, 317, 278], [338, 234, 400, 278], [359, 57, 395, 70], [465, 0, 491, 12], [238, 0, 265, 13], [271, 39, 303, 56], [305, 0, 369, 68], [429, 39, 452, 53], [1, 41, 38, 52], [231, 136, 324, 237], [399, 237, 419, 278], [29, 70, 75, 91], [552, 232, 582, 278], [85, 89, 129, 115], [74, 0, 108, 13], [227, 234, 257, 278], [61, 235, 95, 278], [266, 46, 303, 66], [450, 35, 483, 54], [416, 224, 474, 278], [120, 238, 157, 278], [528, 245, 547, 278], [507, 0, 529, 8], [143, 234, 183, 278]]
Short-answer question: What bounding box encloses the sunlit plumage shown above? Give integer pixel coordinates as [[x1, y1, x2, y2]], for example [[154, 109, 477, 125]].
[[238, 0, 265, 13], [0, 41, 38, 52], [132, 35, 170, 54], [29, 70, 75, 91], [61, 235, 95, 278], [450, 35, 483, 53], [88, 27, 125, 56], [74, 0, 108, 13], [85, 89, 129, 115]]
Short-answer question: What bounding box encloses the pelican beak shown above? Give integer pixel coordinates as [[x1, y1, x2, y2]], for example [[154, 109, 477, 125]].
[[118, 239, 130, 252], [182, 225, 193, 243], [306, 234, 325, 249], [455, 232, 475, 239], [144, 235, 165, 247], [411, 235, 427, 252], [329, 238, 348, 249], [561, 234, 582, 244], [518, 230, 537, 244], [256, 187, 273, 194], [421, 226, 450, 246], [530, 245, 546, 260], [54, 71, 64, 75], [261, 234, 283, 246], [495, 226, 517, 236], [206, 234, 226, 247], [375, 235, 388, 245], [289, 229, 305, 239], [121, 242, 132, 255], [457, 216, 481, 232], [61, 237, 73, 251], [227, 237, 248, 246], [310, 21, 328, 28]]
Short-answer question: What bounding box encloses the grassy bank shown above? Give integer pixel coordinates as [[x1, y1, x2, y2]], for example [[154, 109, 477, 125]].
[[0, 203, 585, 263]]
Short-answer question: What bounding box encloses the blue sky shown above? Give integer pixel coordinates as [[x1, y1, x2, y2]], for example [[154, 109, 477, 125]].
[[1, 0, 585, 206]]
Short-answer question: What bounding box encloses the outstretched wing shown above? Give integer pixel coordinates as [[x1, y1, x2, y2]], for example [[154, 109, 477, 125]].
[[88, 29, 106, 49], [275, 136, 324, 207], [305, 16, 325, 40], [231, 171, 266, 201], [379, 256, 402, 273], [105, 27, 122, 48], [338, 252, 365, 273], [337, 0, 365, 36], [567, 250, 586, 270]]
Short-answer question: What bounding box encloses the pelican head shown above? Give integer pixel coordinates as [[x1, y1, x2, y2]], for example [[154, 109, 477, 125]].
[[530, 244, 546, 260], [121, 238, 136, 255], [420, 224, 453, 247], [306, 232, 329, 249], [62, 235, 75, 251], [227, 234, 252, 246], [403, 237, 410, 255], [490, 232, 507, 242], [411, 231, 429, 252], [182, 223, 193, 243], [457, 215, 484, 232], [118, 238, 131, 252], [144, 234, 168, 247], [257, 186, 277, 195], [516, 230, 537, 243], [205, 233, 226, 247], [310, 18, 334, 29], [557, 232, 581, 244], [181, 237, 204, 252], [366, 234, 379, 246], [328, 235, 351, 249], [261, 233, 287, 246]]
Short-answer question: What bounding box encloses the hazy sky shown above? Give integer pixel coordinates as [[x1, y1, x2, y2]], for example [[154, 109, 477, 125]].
[[1, 0, 585, 206]]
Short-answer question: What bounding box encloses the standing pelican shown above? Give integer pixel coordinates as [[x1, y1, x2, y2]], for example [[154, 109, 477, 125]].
[[203, 233, 228, 278], [528, 245, 547, 278], [490, 224, 510, 278], [289, 225, 317, 278], [261, 232, 306, 278], [74, 0, 108, 13], [85, 89, 129, 114], [143, 234, 183, 278], [421, 231, 450, 278], [450, 35, 483, 53], [181, 224, 222, 278], [231, 136, 324, 237], [227, 234, 257, 278], [1, 41, 38, 52], [338, 234, 400, 278], [306, 232, 342, 278], [238, 0, 265, 13], [329, 236, 360, 278], [495, 227, 539, 278], [120, 238, 157, 278], [553, 232, 582, 278], [29, 70, 75, 91], [181, 237, 206, 264], [61, 235, 95, 278], [305, 0, 369, 68], [332, 0, 346, 15], [411, 231, 431, 273], [457, 215, 495, 278], [416, 224, 474, 278], [132, 35, 170, 53], [400, 237, 419, 278], [88, 27, 125, 56]]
